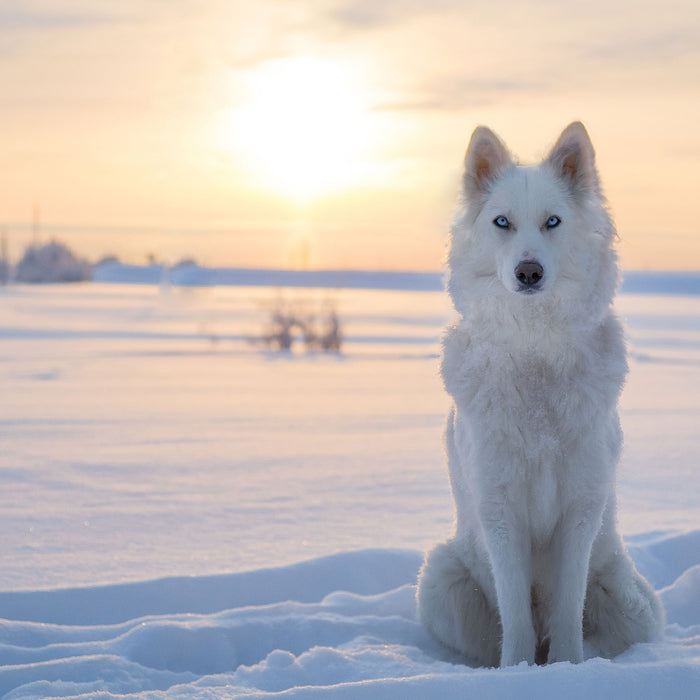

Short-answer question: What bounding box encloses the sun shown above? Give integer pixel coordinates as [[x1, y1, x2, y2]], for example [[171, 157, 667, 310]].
[[225, 56, 379, 202]]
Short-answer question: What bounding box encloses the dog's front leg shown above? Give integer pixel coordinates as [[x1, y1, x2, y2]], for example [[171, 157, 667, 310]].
[[480, 501, 536, 667], [547, 501, 603, 664]]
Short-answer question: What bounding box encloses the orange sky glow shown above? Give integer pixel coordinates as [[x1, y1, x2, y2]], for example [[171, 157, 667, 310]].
[[1, 1, 699, 270]]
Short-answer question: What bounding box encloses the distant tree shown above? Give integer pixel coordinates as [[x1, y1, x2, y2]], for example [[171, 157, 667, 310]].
[[0, 231, 8, 284], [15, 240, 92, 283]]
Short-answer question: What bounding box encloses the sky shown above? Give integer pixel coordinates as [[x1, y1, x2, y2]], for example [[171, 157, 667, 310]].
[[1, 0, 699, 270]]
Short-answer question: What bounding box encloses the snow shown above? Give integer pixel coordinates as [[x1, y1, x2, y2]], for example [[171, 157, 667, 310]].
[[93, 261, 446, 292], [0, 278, 699, 698], [92, 261, 700, 296]]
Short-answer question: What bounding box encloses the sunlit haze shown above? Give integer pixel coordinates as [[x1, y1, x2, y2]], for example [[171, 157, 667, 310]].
[[1, 1, 699, 270], [225, 56, 386, 201]]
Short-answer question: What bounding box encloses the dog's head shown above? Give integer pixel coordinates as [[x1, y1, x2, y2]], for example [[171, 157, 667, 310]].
[[448, 123, 618, 321]]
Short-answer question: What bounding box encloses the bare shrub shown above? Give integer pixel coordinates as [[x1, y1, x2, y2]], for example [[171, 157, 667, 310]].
[[261, 296, 342, 353]]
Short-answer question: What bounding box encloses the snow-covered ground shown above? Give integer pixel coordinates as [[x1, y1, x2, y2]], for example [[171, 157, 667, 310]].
[[0, 280, 698, 698]]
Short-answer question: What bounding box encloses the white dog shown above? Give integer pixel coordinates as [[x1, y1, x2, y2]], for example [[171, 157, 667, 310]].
[[417, 122, 664, 667]]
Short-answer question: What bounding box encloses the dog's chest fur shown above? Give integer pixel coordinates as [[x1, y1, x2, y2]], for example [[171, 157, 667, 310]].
[[442, 312, 625, 544]]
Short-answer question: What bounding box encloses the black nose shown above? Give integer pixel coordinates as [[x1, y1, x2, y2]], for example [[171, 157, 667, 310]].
[[515, 260, 544, 287]]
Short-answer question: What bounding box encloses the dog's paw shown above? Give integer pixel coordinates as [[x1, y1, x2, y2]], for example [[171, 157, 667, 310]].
[[547, 635, 584, 664]]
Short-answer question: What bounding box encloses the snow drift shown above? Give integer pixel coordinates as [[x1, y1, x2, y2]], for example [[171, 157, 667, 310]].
[[0, 535, 698, 699]]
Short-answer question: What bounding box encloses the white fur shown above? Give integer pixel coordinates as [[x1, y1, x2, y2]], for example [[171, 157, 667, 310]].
[[416, 123, 664, 667]]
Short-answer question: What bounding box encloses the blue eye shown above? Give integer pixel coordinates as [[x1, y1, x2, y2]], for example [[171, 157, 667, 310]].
[[493, 216, 510, 229], [546, 215, 561, 229]]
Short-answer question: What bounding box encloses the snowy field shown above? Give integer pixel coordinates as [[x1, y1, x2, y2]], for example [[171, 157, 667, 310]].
[[0, 280, 699, 698]]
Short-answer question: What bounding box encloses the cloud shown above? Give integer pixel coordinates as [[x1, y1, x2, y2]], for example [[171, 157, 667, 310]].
[[0, 8, 115, 31], [374, 77, 550, 112], [326, 0, 460, 29], [584, 29, 700, 65]]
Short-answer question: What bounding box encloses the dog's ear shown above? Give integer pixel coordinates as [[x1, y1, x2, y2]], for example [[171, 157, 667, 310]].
[[546, 122, 600, 196], [463, 126, 512, 200]]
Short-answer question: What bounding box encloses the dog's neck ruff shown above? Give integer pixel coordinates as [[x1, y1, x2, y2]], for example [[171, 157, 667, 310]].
[[459, 290, 613, 345]]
